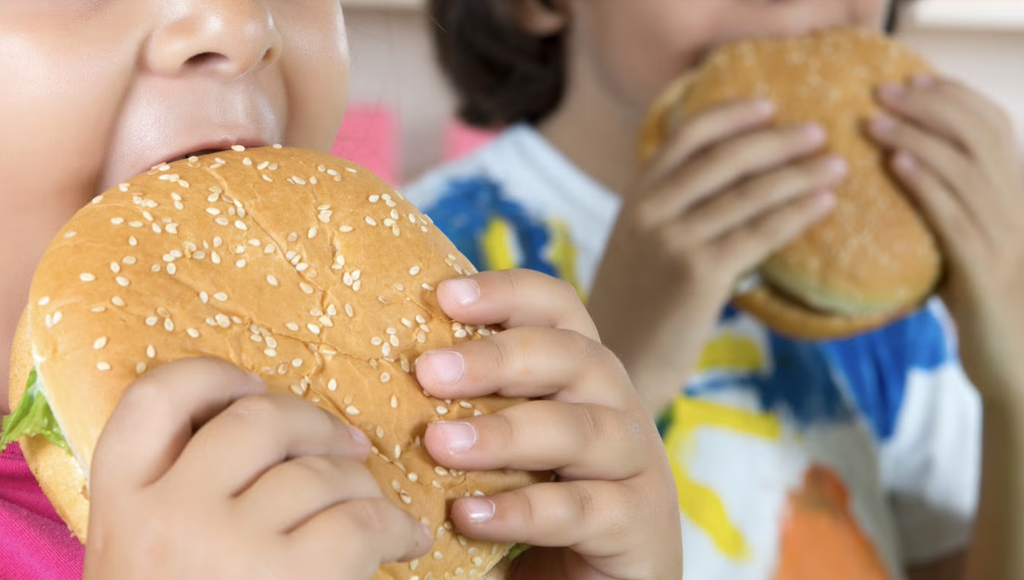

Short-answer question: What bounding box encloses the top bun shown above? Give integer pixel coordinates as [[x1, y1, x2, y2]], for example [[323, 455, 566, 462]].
[[640, 27, 944, 339], [18, 146, 542, 580]]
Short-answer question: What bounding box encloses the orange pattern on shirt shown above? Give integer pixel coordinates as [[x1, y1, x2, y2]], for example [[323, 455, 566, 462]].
[[771, 466, 894, 580]]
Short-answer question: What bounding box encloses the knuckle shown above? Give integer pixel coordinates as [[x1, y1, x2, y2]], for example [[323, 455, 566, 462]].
[[228, 394, 282, 424], [347, 498, 399, 537]]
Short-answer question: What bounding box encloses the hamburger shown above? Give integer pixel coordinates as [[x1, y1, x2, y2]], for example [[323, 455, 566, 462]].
[[639, 27, 944, 340], [0, 146, 540, 579]]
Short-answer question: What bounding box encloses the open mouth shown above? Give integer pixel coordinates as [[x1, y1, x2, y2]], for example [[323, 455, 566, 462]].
[[167, 149, 227, 164]]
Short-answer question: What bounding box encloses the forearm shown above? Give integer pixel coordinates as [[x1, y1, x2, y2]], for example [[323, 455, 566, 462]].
[[965, 378, 1024, 580]]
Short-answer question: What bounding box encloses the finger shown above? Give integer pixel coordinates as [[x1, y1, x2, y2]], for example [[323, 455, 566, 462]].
[[167, 393, 370, 497], [90, 358, 265, 496], [435, 270, 598, 340], [890, 150, 980, 264], [877, 77, 1006, 161], [639, 123, 828, 227], [667, 190, 835, 276], [424, 401, 651, 481], [450, 481, 635, 552], [235, 455, 383, 533], [288, 498, 433, 575], [680, 154, 847, 242], [416, 327, 630, 408], [868, 114, 980, 200], [644, 98, 777, 185]]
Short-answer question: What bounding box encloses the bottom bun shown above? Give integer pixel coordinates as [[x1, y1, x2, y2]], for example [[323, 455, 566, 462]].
[[733, 286, 908, 341]]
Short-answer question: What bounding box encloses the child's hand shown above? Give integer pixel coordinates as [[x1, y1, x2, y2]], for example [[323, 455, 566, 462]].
[[416, 270, 682, 580], [869, 76, 1024, 391], [84, 358, 432, 580], [589, 99, 843, 415]]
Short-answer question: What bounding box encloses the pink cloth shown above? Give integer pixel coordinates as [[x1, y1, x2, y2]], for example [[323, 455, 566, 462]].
[[0, 443, 84, 580]]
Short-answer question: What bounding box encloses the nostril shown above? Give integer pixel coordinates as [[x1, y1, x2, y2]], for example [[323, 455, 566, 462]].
[[185, 52, 223, 67]]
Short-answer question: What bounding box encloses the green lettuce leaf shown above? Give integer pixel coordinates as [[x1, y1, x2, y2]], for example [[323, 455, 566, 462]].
[[507, 543, 531, 561], [0, 368, 69, 455]]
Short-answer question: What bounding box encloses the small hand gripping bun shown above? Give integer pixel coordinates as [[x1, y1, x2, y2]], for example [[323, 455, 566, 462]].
[[13, 146, 544, 580], [639, 27, 944, 340]]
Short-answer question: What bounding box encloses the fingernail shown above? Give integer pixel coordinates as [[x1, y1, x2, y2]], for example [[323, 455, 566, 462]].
[[243, 372, 268, 393], [870, 114, 896, 135], [825, 156, 848, 177], [435, 421, 478, 454], [815, 191, 837, 213], [911, 74, 936, 88], [894, 151, 918, 172], [462, 498, 496, 523], [442, 278, 480, 306], [878, 83, 905, 101], [802, 123, 825, 143], [420, 350, 466, 386], [347, 424, 369, 445], [753, 98, 775, 116], [419, 523, 434, 543]]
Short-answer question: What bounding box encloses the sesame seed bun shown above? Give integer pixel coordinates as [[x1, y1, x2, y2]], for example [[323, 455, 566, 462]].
[[638, 27, 944, 340], [9, 146, 541, 580]]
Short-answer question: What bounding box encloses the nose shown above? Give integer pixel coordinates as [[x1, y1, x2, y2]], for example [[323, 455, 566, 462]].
[[146, 1, 284, 79]]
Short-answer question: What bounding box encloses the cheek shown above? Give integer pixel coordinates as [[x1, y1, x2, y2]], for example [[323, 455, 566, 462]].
[[277, 6, 350, 152], [0, 25, 137, 336]]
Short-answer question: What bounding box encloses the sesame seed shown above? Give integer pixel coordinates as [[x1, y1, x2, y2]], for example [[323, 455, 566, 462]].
[[390, 335, 400, 347], [285, 322, 300, 332], [187, 329, 200, 338], [112, 296, 126, 307], [345, 304, 354, 317], [339, 225, 354, 233], [213, 292, 228, 302], [307, 324, 321, 335], [116, 277, 130, 287], [37, 297, 51, 306], [167, 263, 177, 275], [292, 358, 303, 368], [401, 494, 412, 505], [214, 237, 223, 247], [345, 406, 361, 416], [347, 167, 357, 174], [146, 316, 159, 327], [235, 221, 247, 231], [472, 557, 483, 567], [199, 292, 209, 304], [390, 395, 398, 409], [215, 217, 229, 226], [243, 157, 253, 166], [266, 275, 279, 287], [369, 195, 380, 203], [97, 362, 111, 372], [212, 252, 221, 265], [371, 337, 383, 346], [353, 280, 361, 292], [300, 283, 314, 295], [206, 208, 221, 216], [435, 466, 448, 476], [365, 217, 377, 227], [145, 345, 156, 358], [264, 349, 277, 358], [164, 319, 175, 332], [328, 379, 338, 391], [123, 256, 137, 265], [262, 175, 273, 183], [459, 401, 473, 409], [94, 337, 108, 350], [436, 406, 449, 415], [129, 236, 138, 247], [296, 263, 309, 272], [415, 315, 426, 324], [136, 363, 147, 375], [381, 373, 391, 383], [215, 314, 231, 328], [265, 337, 278, 349], [455, 329, 468, 339], [235, 259, 246, 268]]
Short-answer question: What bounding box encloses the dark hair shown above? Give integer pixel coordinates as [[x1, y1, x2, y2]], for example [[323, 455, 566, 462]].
[[427, 0, 566, 128], [427, 0, 905, 128]]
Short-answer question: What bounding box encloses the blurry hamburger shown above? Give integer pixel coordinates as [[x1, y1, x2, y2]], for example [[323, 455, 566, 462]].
[[640, 27, 943, 340]]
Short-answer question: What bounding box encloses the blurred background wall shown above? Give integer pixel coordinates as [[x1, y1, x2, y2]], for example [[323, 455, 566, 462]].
[[334, 0, 1024, 187]]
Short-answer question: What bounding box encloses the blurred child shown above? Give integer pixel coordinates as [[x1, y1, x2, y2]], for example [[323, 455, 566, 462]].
[[408, 0, 1024, 578], [0, 2, 682, 579]]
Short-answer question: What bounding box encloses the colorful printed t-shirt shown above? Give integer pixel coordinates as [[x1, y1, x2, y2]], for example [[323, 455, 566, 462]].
[[404, 124, 982, 580]]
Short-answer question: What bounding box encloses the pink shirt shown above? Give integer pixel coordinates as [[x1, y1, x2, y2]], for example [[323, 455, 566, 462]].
[[0, 443, 84, 579]]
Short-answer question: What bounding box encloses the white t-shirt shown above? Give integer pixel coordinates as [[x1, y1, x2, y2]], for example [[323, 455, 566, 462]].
[[405, 124, 982, 580]]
